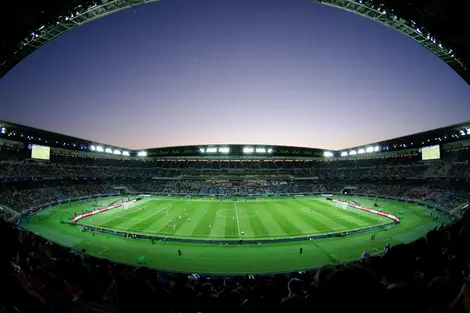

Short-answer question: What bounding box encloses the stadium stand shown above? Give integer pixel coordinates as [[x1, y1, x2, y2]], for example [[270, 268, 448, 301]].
[[1, 201, 470, 312], [1, 148, 470, 213], [0, 122, 470, 312]]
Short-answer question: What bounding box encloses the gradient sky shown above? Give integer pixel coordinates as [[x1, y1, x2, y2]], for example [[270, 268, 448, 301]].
[[1, 0, 469, 150]]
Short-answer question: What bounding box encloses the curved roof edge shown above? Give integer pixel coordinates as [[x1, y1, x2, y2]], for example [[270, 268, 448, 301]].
[[1, 119, 469, 158], [1, 0, 469, 85]]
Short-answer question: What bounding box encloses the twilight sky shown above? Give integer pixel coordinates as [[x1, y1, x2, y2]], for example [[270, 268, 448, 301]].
[[1, 0, 469, 151]]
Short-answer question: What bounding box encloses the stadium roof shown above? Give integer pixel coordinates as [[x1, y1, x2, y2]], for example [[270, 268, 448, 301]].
[[1, 0, 470, 84], [1, 119, 469, 158], [0, 119, 128, 153], [343, 121, 470, 154]]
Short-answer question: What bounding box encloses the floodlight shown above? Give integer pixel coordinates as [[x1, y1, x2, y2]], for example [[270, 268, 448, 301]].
[[199, 148, 205, 153], [365, 147, 374, 153], [113, 149, 121, 155], [137, 151, 147, 157], [105, 148, 113, 154], [467, 128, 470, 134], [358, 148, 365, 154], [341, 152, 348, 157], [460, 130, 466, 136], [90, 145, 95, 151], [256, 148, 266, 153], [244, 147, 254, 154], [219, 147, 230, 153], [122, 151, 130, 156], [324, 151, 333, 157], [206, 147, 217, 153], [1, 127, 5, 134], [349, 150, 357, 155], [96, 146, 103, 152], [267, 148, 273, 153], [374, 146, 380, 152]]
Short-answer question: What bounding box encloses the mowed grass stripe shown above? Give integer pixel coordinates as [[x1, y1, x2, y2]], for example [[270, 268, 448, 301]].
[[224, 207, 239, 238], [236, 203, 256, 237], [287, 201, 333, 232], [291, 200, 345, 230], [91, 206, 149, 229], [177, 206, 208, 235], [269, 204, 304, 235], [113, 202, 175, 231], [237, 203, 269, 237], [299, 200, 364, 229], [210, 207, 227, 238], [129, 201, 176, 231], [155, 202, 189, 235], [314, 204, 374, 228], [119, 201, 180, 235], [98, 201, 168, 228], [277, 202, 333, 234], [313, 200, 385, 225], [191, 203, 219, 236], [243, 203, 286, 236], [139, 209, 177, 234]]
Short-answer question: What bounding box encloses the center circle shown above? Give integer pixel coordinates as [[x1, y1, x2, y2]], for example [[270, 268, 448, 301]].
[[216, 209, 258, 219]]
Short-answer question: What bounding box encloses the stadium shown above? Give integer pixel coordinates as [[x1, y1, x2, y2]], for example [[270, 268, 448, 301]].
[[1, 119, 470, 311], [1, 0, 470, 312], [2, 121, 467, 274]]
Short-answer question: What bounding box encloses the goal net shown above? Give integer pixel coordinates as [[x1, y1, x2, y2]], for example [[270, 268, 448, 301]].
[[117, 202, 136, 211], [335, 202, 349, 210]]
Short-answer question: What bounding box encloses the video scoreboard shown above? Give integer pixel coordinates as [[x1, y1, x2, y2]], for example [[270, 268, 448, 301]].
[[27, 144, 51, 160], [420, 145, 440, 161]]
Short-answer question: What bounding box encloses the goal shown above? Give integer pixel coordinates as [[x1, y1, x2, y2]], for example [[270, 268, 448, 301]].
[[335, 202, 349, 210]]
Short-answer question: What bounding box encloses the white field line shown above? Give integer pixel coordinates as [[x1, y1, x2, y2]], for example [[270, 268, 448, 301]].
[[133, 204, 173, 222], [300, 207, 357, 220], [298, 202, 384, 222], [296, 204, 327, 218], [90, 203, 172, 224], [234, 201, 241, 236], [97, 247, 109, 255]]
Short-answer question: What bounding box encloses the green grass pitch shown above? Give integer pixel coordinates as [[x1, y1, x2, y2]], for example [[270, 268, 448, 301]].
[[22, 196, 447, 275]]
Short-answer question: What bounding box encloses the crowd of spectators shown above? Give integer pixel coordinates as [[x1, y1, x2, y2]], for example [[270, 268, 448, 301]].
[[0, 147, 470, 312], [2, 204, 470, 313], [1, 179, 469, 215], [0, 146, 469, 180], [0, 182, 115, 213], [0, 146, 468, 213]]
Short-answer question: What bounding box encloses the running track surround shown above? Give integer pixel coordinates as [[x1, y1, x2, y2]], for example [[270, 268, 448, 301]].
[[70, 198, 400, 244]]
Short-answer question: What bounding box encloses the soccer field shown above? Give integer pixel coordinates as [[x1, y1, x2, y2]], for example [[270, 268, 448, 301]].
[[79, 197, 393, 239], [23, 196, 447, 274]]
